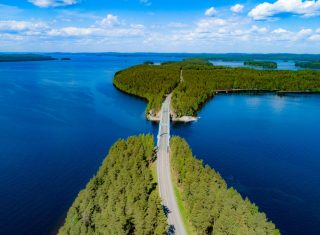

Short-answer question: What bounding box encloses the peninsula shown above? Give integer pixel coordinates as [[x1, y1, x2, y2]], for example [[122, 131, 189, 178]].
[[59, 134, 279, 234], [113, 59, 320, 120]]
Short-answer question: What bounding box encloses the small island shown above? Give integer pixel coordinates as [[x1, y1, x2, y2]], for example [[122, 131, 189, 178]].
[[295, 61, 320, 69], [244, 60, 278, 69], [0, 54, 56, 62]]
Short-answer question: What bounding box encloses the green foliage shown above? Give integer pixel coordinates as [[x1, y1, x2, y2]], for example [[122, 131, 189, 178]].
[[59, 135, 167, 235], [172, 64, 320, 116], [170, 137, 281, 235], [244, 61, 278, 69], [0, 54, 56, 62], [114, 60, 320, 118], [295, 61, 320, 69], [113, 64, 180, 114]]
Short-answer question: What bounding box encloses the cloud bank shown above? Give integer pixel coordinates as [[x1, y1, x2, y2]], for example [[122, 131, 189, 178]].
[[249, 0, 320, 20], [29, 0, 79, 8]]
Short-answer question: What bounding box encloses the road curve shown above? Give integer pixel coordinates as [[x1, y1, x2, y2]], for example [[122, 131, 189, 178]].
[[157, 94, 187, 235]]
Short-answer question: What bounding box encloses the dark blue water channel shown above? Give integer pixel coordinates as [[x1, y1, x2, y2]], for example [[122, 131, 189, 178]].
[[0, 54, 319, 235]]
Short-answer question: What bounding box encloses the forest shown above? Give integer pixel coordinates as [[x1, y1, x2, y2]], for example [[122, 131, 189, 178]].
[[113, 59, 320, 117], [170, 137, 280, 235], [113, 64, 180, 116], [244, 60, 277, 69], [295, 61, 320, 69], [58, 135, 167, 235]]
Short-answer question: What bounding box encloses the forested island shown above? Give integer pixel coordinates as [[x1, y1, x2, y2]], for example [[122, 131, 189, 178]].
[[59, 135, 167, 235], [170, 137, 280, 234], [0, 54, 56, 62], [113, 59, 320, 118], [244, 60, 277, 69], [295, 61, 320, 69]]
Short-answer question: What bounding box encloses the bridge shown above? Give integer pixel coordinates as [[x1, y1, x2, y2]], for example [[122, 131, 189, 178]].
[[157, 94, 186, 235]]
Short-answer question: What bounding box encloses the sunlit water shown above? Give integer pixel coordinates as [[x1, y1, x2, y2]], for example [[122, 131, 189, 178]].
[[0, 54, 319, 235]]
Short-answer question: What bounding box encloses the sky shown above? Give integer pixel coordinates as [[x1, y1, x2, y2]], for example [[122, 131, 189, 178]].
[[0, 0, 320, 53]]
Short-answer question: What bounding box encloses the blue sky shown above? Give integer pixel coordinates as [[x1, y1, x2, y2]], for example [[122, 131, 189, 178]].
[[0, 0, 320, 52]]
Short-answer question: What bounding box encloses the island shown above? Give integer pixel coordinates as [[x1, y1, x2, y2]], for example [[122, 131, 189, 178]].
[[59, 135, 279, 235], [295, 61, 320, 69], [244, 60, 278, 69], [113, 59, 320, 119], [0, 54, 56, 62]]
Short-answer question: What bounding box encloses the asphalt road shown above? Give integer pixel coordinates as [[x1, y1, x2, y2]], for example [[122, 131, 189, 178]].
[[157, 94, 187, 235]]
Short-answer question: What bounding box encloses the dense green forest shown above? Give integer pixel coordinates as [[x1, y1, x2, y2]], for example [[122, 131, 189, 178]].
[[170, 137, 280, 235], [295, 61, 320, 69], [59, 135, 167, 235], [113, 64, 180, 115], [244, 61, 277, 69], [0, 54, 56, 62], [172, 62, 320, 116], [114, 59, 320, 117]]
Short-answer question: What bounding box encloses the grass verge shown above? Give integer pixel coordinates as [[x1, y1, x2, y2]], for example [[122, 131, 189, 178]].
[[171, 168, 196, 234]]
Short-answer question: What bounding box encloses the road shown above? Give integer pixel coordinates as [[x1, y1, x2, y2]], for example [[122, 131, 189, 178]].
[[157, 94, 187, 235]]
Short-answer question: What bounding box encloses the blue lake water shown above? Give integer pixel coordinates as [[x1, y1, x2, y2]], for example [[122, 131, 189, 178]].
[[210, 60, 301, 70], [0, 54, 319, 235]]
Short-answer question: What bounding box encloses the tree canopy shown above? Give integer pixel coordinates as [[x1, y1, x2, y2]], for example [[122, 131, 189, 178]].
[[113, 59, 320, 117], [170, 136, 281, 235], [59, 135, 167, 235], [113, 64, 180, 115]]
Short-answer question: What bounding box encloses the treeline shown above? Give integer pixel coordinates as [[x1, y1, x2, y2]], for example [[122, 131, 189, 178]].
[[172, 61, 320, 116], [202, 53, 320, 62], [170, 137, 280, 235], [244, 60, 277, 69], [113, 64, 180, 115], [0, 54, 56, 62], [59, 135, 167, 235], [295, 61, 320, 69]]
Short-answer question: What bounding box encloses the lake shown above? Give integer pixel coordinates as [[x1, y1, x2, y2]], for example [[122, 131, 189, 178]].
[[0, 54, 319, 235], [210, 60, 302, 70]]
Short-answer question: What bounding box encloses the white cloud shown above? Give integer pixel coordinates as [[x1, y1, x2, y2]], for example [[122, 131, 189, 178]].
[[297, 28, 313, 38], [167, 22, 189, 28], [48, 27, 97, 36], [231, 4, 244, 13], [249, 0, 320, 20], [0, 20, 48, 32], [28, 0, 78, 8], [100, 14, 120, 27], [272, 28, 289, 34], [250, 25, 268, 33], [309, 34, 320, 41], [197, 18, 227, 30], [205, 7, 217, 17]]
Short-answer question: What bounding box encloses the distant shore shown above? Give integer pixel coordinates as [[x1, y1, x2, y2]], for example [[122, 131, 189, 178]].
[[0, 54, 57, 62]]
